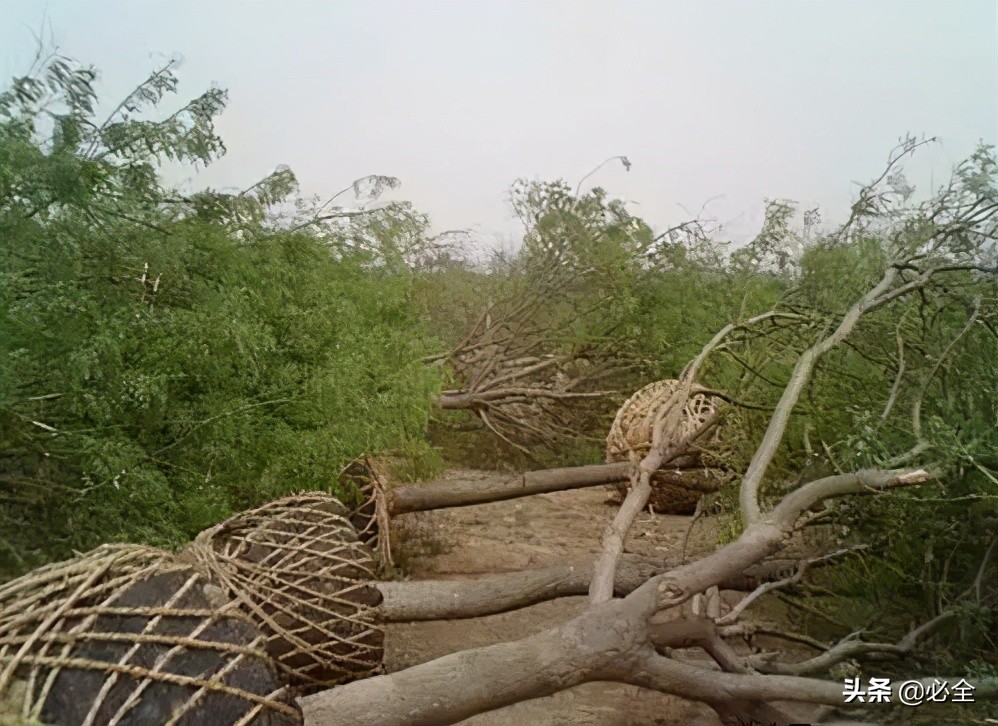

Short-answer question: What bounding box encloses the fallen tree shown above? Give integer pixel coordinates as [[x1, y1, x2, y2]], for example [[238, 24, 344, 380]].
[[368, 455, 717, 516], [381, 460, 726, 516], [306, 465, 996, 726], [427, 173, 665, 455], [304, 139, 997, 725], [427, 273, 633, 455], [386, 462, 631, 514], [373, 554, 816, 622]]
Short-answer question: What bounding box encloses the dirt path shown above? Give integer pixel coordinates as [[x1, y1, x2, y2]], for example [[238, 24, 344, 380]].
[[384, 469, 721, 726]]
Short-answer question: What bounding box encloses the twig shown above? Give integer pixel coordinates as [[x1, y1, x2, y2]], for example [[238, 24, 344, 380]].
[[717, 547, 865, 625]]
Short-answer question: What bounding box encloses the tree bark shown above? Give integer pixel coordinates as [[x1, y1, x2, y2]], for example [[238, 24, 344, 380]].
[[304, 468, 938, 724], [300, 599, 645, 726], [300, 596, 995, 725], [387, 463, 634, 514], [375, 555, 792, 622], [375, 555, 661, 621], [434, 392, 476, 410]]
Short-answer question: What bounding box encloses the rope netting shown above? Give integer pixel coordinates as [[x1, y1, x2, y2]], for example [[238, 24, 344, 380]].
[[605, 379, 727, 514], [0, 544, 301, 726], [187, 494, 385, 694], [605, 379, 718, 461], [338, 456, 393, 571]]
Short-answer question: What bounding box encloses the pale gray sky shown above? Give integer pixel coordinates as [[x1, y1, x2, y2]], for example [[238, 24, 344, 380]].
[[3, 0, 996, 245]]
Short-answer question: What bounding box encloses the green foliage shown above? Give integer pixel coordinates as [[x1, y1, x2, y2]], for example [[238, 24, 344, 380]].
[[1, 48, 993, 691], [512, 178, 653, 281], [0, 54, 440, 579], [683, 145, 998, 675]]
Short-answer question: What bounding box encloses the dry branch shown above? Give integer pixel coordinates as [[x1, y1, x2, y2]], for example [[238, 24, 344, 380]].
[[431, 272, 631, 452], [716, 547, 865, 626]]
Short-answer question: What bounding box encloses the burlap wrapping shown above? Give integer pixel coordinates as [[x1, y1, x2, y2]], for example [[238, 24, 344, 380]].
[[605, 378, 725, 514], [187, 494, 385, 694], [0, 544, 301, 726]]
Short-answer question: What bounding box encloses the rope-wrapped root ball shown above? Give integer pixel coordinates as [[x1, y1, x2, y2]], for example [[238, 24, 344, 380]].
[[605, 379, 728, 514], [188, 494, 385, 694], [0, 544, 301, 726], [338, 457, 393, 569]]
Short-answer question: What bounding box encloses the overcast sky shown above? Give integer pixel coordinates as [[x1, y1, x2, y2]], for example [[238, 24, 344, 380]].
[[3, 0, 996, 247]]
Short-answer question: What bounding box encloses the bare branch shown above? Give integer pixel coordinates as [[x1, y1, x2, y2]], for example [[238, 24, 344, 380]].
[[739, 268, 901, 524], [575, 155, 631, 196], [749, 609, 956, 676], [880, 325, 906, 420], [589, 311, 798, 603], [717, 547, 865, 626], [647, 616, 750, 674]]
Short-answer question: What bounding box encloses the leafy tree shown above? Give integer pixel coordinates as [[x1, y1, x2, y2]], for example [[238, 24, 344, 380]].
[[306, 138, 997, 726], [0, 52, 440, 578]]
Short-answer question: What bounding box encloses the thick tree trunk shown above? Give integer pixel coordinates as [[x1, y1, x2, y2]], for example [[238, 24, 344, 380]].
[[300, 599, 644, 726], [304, 468, 944, 725], [302, 595, 983, 726], [387, 462, 634, 514], [433, 392, 476, 410], [374, 555, 661, 621], [375, 555, 807, 622]]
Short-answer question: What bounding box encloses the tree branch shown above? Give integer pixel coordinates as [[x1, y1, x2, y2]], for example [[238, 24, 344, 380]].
[[716, 547, 865, 626]]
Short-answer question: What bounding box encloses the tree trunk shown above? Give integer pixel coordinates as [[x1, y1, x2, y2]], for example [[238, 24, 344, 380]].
[[375, 555, 816, 622], [434, 393, 476, 410], [374, 554, 662, 621], [387, 463, 634, 514], [299, 599, 645, 726]]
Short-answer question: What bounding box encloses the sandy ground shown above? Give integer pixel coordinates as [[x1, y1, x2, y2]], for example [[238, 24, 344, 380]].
[[383, 469, 723, 726]]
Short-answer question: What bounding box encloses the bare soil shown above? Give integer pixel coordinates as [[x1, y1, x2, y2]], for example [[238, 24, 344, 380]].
[[384, 469, 722, 726]]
